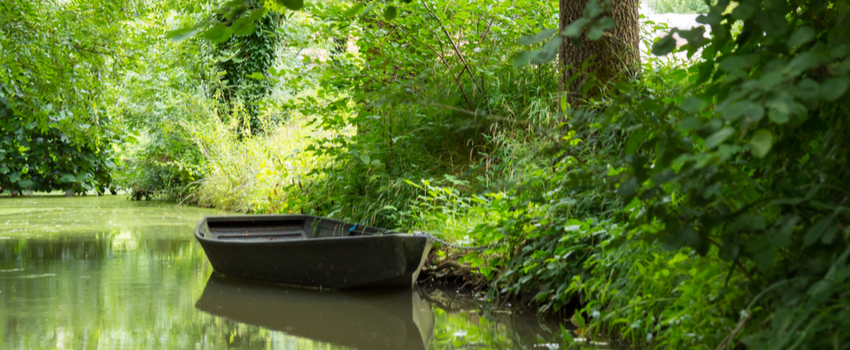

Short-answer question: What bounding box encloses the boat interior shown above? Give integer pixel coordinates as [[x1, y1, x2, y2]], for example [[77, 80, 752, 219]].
[[198, 215, 392, 241]]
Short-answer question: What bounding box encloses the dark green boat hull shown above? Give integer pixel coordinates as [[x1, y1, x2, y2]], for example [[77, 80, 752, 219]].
[[195, 215, 433, 289]]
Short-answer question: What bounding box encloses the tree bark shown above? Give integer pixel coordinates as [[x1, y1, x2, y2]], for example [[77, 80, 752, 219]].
[[558, 0, 640, 103]]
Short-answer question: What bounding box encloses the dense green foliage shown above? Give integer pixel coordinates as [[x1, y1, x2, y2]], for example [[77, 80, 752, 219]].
[[213, 1, 284, 132], [0, 101, 116, 194], [4, 0, 849, 348], [0, 0, 124, 193]]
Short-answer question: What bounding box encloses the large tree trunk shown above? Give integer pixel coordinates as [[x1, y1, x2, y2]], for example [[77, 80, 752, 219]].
[[558, 0, 640, 103]]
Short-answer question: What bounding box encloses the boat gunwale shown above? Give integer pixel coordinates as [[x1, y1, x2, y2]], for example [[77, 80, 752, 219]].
[[193, 214, 426, 244]]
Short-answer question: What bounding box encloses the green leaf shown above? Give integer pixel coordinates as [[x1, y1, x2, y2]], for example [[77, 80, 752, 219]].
[[820, 77, 849, 101], [787, 26, 815, 48], [232, 17, 255, 36], [768, 110, 789, 124], [618, 176, 638, 198], [204, 24, 232, 43], [248, 8, 267, 21], [588, 17, 615, 41], [768, 230, 793, 248], [247, 72, 265, 80], [723, 101, 764, 121], [519, 29, 556, 46], [561, 18, 589, 38], [696, 11, 722, 25], [795, 78, 820, 99], [60, 173, 77, 183], [679, 117, 701, 130], [754, 247, 776, 273], [807, 280, 833, 302], [662, 232, 684, 251], [166, 27, 199, 42], [17, 179, 33, 188], [704, 127, 734, 149], [731, 2, 754, 20], [678, 26, 705, 48], [512, 50, 538, 67], [678, 97, 708, 113], [0, 164, 8, 174], [276, 0, 304, 11], [718, 242, 740, 261], [383, 6, 397, 20], [535, 37, 562, 63], [681, 226, 699, 245], [720, 54, 758, 71], [652, 35, 676, 56], [573, 313, 586, 327], [343, 3, 365, 17], [360, 3, 377, 16], [749, 129, 773, 158], [804, 216, 833, 246]]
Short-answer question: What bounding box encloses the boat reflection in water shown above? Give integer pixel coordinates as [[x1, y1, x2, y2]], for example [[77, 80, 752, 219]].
[[195, 274, 435, 350]]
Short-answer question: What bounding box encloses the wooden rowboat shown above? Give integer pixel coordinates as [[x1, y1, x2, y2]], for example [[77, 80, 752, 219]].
[[194, 215, 433, 289]]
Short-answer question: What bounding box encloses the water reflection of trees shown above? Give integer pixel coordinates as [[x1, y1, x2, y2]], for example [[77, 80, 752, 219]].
[[0, 237, 305, 349], [422, 287, 574, 350]]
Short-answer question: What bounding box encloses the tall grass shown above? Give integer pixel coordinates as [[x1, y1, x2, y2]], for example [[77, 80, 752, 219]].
[[186, 113, 345, 214]]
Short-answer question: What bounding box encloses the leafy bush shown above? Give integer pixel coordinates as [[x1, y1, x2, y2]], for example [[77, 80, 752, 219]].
[[1, 0, 126, 193], [283, 0, 561, 227], [0, 100, 118, 194]]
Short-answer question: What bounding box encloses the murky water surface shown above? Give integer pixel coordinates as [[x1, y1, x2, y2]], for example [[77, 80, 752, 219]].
[[1, 196, 573, 349]]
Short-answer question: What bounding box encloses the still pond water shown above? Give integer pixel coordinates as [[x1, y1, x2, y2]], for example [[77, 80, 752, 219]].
[[0, 196, 579, 349]]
